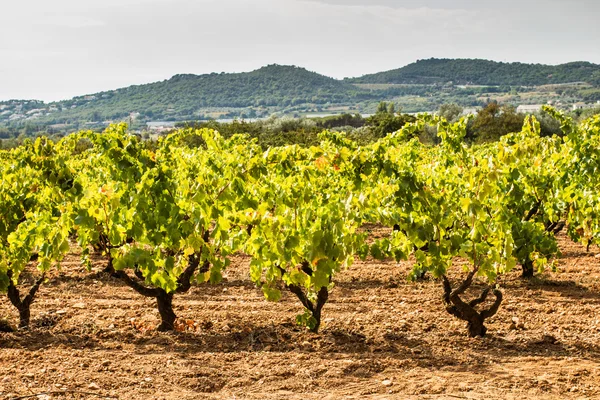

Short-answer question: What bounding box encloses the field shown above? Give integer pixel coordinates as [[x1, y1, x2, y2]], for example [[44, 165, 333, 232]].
[[1, 233, 599, 400]]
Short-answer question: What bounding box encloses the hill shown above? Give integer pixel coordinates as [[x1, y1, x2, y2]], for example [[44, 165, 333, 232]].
[[348, 58, 600, 86], [1, 59, 600, 138], [34, 65, 371, 123]]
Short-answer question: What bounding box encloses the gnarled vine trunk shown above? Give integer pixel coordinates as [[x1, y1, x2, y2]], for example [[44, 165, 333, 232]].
[[441, 271, 502, 338], [279, 262, 329, 333], [521, 258, 534, 279], [156, 291, 176, 331], [106, 241, 210, 332], [6, 271, 45, 329]]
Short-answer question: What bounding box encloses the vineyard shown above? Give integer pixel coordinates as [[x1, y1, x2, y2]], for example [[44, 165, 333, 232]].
[[1, 107, 600, 399]]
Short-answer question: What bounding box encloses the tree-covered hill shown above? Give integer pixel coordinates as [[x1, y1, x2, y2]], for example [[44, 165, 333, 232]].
[[2, 59, 600, 137], [41, 65, 372, 122], [348, 58, 600, 86]]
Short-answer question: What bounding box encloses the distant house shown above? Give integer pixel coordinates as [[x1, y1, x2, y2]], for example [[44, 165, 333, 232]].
[[146, 121, 176, 133], [516, 104, 543, 114], [572, 102, 597, 111], [462, 107, 480, 115]]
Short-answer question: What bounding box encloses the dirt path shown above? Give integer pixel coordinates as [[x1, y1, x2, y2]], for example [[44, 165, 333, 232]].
[[1, 235, 600, 399]]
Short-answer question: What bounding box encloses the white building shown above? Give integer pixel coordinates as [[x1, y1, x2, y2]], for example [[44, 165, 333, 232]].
[[462, 107, 480, 115], [516, 104, 544, 114], [146, 121, 176, 133], [572, 102, 597, 111]]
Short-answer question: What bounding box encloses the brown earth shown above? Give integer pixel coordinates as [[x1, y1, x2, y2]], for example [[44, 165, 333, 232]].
[[1, 233, 600, 400]]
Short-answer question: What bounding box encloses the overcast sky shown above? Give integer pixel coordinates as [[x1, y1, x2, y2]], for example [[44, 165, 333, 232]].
[[1, 0, 598, 102]]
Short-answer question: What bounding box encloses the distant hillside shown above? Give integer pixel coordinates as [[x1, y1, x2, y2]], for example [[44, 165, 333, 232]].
[[39, 65, 372, 122], [349, 58, 600, 86], [2, 59, 600, 137]]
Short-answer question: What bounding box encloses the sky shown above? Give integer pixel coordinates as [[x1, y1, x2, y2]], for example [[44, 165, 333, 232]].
[[0, 0, 598, 102]]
